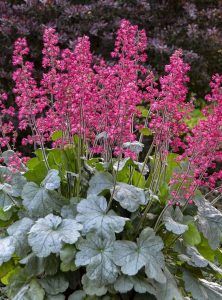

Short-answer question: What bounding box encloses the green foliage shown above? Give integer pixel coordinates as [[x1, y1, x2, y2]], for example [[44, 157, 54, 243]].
[[183, 222, 201, 246], [185, 109, 206, 129], [0, 149, 222, 299]]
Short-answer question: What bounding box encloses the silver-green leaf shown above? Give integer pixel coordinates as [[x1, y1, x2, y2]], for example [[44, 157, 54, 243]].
[[183, 270, 222, 300], [0, 236, 15, 265], [122, 141, 144, 154], [7, 217, 34, 257], [68, 290, 86, 300], [195, 197, 222, 250], [186, 246, 209, 268], [155, 268, 184, 300], [10, 172, 27, 197], [39, 274, 68, 295], [87, 172, 114, 196], [1, 150, 16, 165], [20, 253, 59, 276], [11, 280, 45, 300], [0, 165, 26, 198], [131, 276, 156, 295], [22, 182, 63, 217], [76, 195, 128, 238], [41, 169, 61, 190], [61, 197, 79, 219], [81, 275, 107, 296], [163, 206, 188, 235], [0, 182, 17, 211], [75, 233, 118, 285], [113, 227, 165, 283], [113, 157, 134, 172], [112, 182, 148, 212], [28, 214, 82, 257], [114, 275, 156, 295], [114, 275, 133, 293], [178, 244, 222, 275]]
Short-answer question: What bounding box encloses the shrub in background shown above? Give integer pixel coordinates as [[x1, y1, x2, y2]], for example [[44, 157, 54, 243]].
[[0, 0, 222, 97], [0, 20, 222, 300]]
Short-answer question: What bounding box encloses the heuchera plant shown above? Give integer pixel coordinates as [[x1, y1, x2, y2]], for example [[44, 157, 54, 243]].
[[0, 20, 222, 300]]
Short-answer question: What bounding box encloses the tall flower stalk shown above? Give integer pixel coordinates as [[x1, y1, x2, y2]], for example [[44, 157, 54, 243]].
[[0, 19, 221, 205]]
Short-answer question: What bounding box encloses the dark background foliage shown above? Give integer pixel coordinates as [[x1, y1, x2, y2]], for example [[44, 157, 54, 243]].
[[0, 0, 222, 98]]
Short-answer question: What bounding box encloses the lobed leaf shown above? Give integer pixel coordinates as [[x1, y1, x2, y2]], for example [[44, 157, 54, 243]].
[[75, 233, 118, 285], [155, 268, 184, 300], [113, 275, 133, 293], [81, 274, 107, 296], [0, 166, 27, 198], [28, 214, 82, 257], [76, 195, 128, 238], [163, 206, 188, 235], [61, 197, 79, 219], [0, 236, 15, 265], [39, 274, 68, 295], [87, 172, 114, 196], [112, 182, 148, 212], [195, 196, 222, 249], [59, 244, 76, 272], [113, 227, 165, 283], [183, 270, 222, 300], [11, 280, 45, 300], [68, 290, 86, 300], [0, 182, 17, 211], [7, 217, 34, 257], [114, 275, 156, 295], [20, 253, 59, 276], [22, 182, 63, 217], [41, 169, 61, 190], [179, 246, 222, 275]]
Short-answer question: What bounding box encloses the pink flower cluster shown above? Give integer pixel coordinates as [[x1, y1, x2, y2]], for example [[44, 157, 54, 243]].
[[12, 38, 48, 135], [149, 50, 193, 154], [170, 74, 222, 201], [187, 74, 222, 189], [0, 93, 15, 149], [12, 20, 149, 157]]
